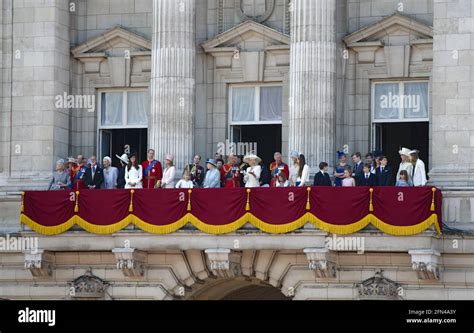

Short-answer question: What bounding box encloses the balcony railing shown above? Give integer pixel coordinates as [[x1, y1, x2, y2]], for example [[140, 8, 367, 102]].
[[19, 187, 442, 236]]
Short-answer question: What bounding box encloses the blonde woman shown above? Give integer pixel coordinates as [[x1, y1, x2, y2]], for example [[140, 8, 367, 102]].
[[161, 154, 176, 188], [243, 153, 262, 188]]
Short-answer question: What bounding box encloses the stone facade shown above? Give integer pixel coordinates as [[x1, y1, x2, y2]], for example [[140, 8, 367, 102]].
[[0, 0, 474, 300]]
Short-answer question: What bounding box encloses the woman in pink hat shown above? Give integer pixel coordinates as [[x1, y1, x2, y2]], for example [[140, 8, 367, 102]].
[[161, 154, 176, 188]]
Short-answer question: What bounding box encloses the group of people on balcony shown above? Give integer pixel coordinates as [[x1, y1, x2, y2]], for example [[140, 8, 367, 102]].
[[48, 146, 427, 191]]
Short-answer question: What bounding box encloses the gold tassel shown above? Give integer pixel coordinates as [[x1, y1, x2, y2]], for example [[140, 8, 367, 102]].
[[187, 189, 192, 211], [306, 187, 311, 210], [245, 189, 251, 211], [20, 192, 25, 213], [128, 189, 135, 212], [430, 187, 436, 211], [369, 188, 374, 212], [74, 191, 80, 213]]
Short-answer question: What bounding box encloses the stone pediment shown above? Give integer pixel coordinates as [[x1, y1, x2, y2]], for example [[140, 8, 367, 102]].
[[72, 26, 151, 58], [71, 26, 151, 87], [202, 20, 290, 53], [344, 12, 433, 47]]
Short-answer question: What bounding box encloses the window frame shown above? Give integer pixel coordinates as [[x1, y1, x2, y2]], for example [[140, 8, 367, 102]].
[[97, 89, 149, 130], [371, 80, 430, 123], [228, 83, 283, 126]]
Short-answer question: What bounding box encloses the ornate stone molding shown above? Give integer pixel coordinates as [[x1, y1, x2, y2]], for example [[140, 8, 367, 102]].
[[24, 249, 54, 278], [409, 249, 441, 281], [357, 270, 402, 300], [303, 248, 337, 278], [112, 248, 147, 277], [236, 0, 275, 23], [69, 268, 109, 299], [205, 249, 242, 278]]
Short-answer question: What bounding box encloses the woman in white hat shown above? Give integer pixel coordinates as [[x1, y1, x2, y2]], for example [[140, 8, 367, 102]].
[[161, 154, 176, 189], [396, 147, 413, 182], [243, 153, 262, 188]]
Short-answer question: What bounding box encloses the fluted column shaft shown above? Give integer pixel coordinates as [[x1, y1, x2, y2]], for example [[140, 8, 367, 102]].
[[150, 0, 195, 172], [288, 0, 337, 169]]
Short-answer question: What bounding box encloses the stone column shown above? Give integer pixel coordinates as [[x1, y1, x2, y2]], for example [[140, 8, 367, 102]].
[[429, 0, 474, 187], [288, 0, 337, 170], [150, 0, 195, 172], [4, 0, 70, 185]]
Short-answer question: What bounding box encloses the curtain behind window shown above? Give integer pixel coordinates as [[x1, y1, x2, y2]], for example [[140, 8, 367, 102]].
[[232, 87, 255, 122], [374, 83, 399, 120], [127, 91, 149, 125], [101, 92, 123, 126], [260, 86, 282, 121], [404, 82, 428, 119]]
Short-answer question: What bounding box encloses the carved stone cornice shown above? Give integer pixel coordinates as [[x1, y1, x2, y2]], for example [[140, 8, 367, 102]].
[[205, 249, 242, 278], [24, 249, 54, 278], [303, 248, 337, 279], [112, 248, 147, 277], [409, 249, 440, 281]]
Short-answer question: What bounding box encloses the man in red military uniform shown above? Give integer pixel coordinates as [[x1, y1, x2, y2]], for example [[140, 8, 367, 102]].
[[71, 154, 87, 191], [222, 154, 241, 188], [269, 152, 289, 187], [141, 149, 162, 189]]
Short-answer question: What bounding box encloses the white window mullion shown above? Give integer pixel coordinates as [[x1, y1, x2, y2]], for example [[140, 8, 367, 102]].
[[255, 86, 260, 121], [123, 91, 128, 126]]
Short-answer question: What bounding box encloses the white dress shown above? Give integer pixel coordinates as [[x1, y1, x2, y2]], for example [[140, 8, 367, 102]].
[[296, 164, 310, 186], [175, 179, 194, 189], [244, 165, 261, 188], [412, 159, 427, 186], [162, 166, 176, 188], [125, 165, 143, 189]]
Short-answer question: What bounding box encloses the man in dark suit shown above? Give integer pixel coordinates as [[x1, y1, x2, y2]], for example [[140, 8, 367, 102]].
[[359, 163, 376, 186], [84, 155, 104, 189], [313, 162, 332, 186], [351, 152, 364, 185], [375, 156, 392, 186]]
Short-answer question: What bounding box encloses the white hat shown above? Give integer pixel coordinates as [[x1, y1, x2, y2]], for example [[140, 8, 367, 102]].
[[243, 153, 262, 164], [408, 150, 419, 155], [165, 154, 174, 162], [115, 153, 129, 164], [398, 147, 412, 156], [66, 157, 77, 164]]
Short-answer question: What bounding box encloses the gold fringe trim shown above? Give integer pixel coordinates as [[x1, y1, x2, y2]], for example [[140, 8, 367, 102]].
[[20, 192, 25, 213], [370, 214, 441, 236], [20, 214, 76, 235], [249, 213, 307, 234], [20, 213, 442, 236], [306, 187, 311, 210], [132, 214, 189, 234], [75, 215, 132, 234], [308, 213, 371, 235], [189, 213, 249, 234]]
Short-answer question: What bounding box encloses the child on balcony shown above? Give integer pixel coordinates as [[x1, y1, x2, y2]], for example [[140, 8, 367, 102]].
[[341, 167, 356, 187], [274, 172, 290, 187], [395, 170, 413, 187], [176, 170, 194, 189]]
